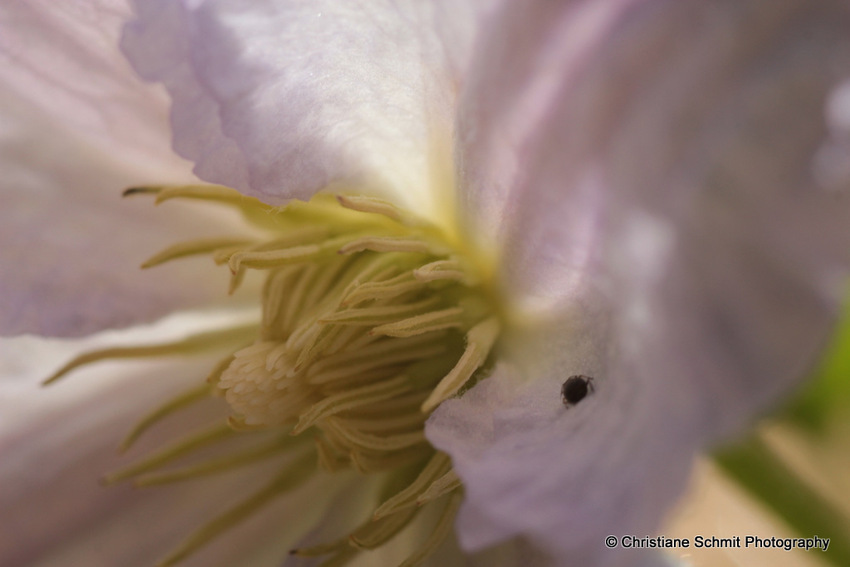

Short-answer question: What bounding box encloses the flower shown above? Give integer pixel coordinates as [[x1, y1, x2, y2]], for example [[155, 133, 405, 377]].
[[3, 1, 850, 567]]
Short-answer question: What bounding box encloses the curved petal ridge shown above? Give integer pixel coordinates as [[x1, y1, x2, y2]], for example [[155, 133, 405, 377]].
[[435, 1, 850, 563], [123, 0, 489, 214]]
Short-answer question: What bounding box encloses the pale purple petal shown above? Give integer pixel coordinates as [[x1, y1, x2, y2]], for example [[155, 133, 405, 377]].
[[122, 0, 493, 213], [0, 88, 260, 337], [0, 0, 187, 173], [0, 312, 331, 566], [432, 0, 850, 562], [0, 0, 242, 337]]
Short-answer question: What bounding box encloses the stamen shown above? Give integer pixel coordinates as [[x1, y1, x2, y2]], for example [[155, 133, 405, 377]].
[[371, 307, 465, 338], [318, 297, 442, 326], [336, 194, 424, 227], [414, 258, 477, 285], [141, 237, 256, 269], [119, 383, 211, 452], [344, 391, 430, 419], [54, 187, 504, 565], [290, 538, 348, 558], [156, 451, 315, 567], [212, 245, 249, 266], [124, 184, 272, 211], [339, 253, 415, 299], [276, 265, 319, 336], [205, 353, 237, 390], [306, 333, 444, 376], [306, 344, 447, 386], [421, 317, 500, 413], [43, 325, 257, 385], [228, 267, 247, 295], [134, 435, 295, 486], [342, 271, 427, 305], [336, 412, 426, 434], [293, 375, 411, 434], [324, 418, 426, 453], [348, 507, 419, 550], [103, 423, 235, 485], [373, 452, 452, 519], [339, 236, 449, 256], [315, 434, 350, 472], [349, 446, 429, 474], [229, 243, 323, 271], [398, 492, 463, 567], [416, 470, 462, 506]]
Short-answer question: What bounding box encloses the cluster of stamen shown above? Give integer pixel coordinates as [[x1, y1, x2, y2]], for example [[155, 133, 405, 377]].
[[46, 186, 499, 566]]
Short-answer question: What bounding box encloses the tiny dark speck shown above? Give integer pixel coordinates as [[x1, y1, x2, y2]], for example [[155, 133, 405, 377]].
[[561, 375, 594, 406]]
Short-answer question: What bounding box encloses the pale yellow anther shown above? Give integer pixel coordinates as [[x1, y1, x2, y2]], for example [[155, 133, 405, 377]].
[[104, 423, 235, 485], [228, 267, 247, 294], [228, 243, 323, 272], [211, 245, 246, 265], [338, 254, 409, 298], [324, 417, 426, 452], [123, 183, 267, 210], [306, 343, 447, 386], [43, 324, 257, 386], [306, 333, 442, 375], [141, 237, 255, 269], [348, 506, 419, 550], [421, 316, 501, 413], [416, 469, 462, 506], [349, 446, 427, 473], [342, 271, 426, 305], [336, 411, 426, 434], [371, 307, 466, 338], [373, 452, 452, 519], [339, 235, 449, 256], [134, 436, 291, 486], [293, 375, 411, 434], [119, 383, 211, 452], [155, 452, 314, 567], [57, 186, 501, 567], [336, 194, 424, 227], [226, 226, 335, 271], [414, 257, 477, 285], [318, 296, 442, 327]]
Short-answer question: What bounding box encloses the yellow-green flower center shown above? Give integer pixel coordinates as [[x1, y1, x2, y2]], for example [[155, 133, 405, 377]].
[[46, 185, 501, 566]]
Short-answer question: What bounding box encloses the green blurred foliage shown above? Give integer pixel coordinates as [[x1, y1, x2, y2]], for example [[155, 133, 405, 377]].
[[715, 437, 850, 567], [783, 299, 850, 431]]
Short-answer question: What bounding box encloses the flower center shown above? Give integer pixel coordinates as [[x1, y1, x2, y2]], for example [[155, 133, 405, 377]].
[[47, 185, 501, 566]]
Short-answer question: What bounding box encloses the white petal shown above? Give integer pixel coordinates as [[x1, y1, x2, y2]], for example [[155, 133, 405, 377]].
[[435, 0, 850, 562], [0, 0, 187, 173], [428, 314, 694, 565], [122, 0, 491, 215], [0, 312, 329, 566], [0, 88, 259, 337]]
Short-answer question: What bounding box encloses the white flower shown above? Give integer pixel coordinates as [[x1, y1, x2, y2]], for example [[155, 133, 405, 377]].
[[2, 1, 850, 567]]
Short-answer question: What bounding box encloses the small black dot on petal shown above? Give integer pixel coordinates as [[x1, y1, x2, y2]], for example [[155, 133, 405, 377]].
[[561, 375, 594, 406]]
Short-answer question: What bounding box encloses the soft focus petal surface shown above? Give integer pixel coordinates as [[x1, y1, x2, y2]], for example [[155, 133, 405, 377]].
[[0, 0, 186, 172], [0, 311, 333, 567], [122, 0, 492, 214], [433, 0, 850, 563], [0, 88, 259, 337]]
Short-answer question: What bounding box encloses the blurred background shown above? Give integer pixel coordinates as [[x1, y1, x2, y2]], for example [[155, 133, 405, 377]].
[[664, 301, 850, 567]]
